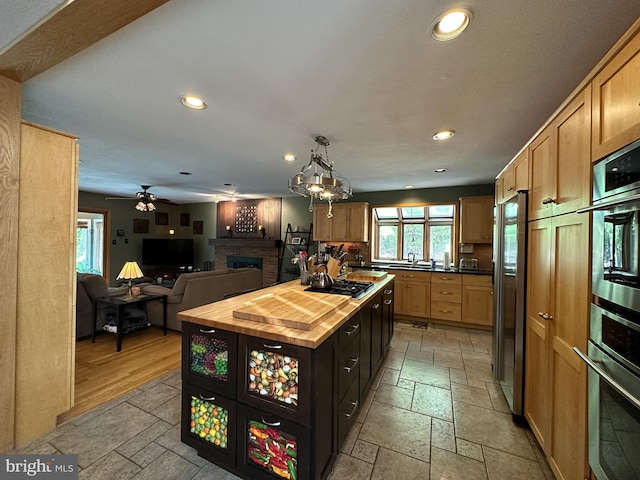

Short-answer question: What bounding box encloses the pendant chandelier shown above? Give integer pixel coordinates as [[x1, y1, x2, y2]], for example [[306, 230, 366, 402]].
[[135, 185, 156, 212], [288, 135, 352, 218]]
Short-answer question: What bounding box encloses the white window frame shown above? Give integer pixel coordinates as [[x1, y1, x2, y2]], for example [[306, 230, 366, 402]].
[[372, 204, 456, 265]]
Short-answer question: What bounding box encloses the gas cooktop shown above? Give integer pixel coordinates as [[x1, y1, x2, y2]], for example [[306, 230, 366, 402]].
[[305, 279, 374, 298]]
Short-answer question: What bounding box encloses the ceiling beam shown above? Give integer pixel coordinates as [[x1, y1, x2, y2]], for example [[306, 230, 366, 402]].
[[0, 0, 169, 82]]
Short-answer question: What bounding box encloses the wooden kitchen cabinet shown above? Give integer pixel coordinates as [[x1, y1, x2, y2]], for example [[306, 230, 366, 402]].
[[431, 273, 462, 322], [462, 275, 493, 327], [529, 87, 591, 221], [591, 28, 640, 161], [459, 195, 494, 244], [388, 270, 430, 318], [312, 202, 369, 242], [525, 213, 589, 480], [498, 149, 529, 203], [312, 204, 331, 241]]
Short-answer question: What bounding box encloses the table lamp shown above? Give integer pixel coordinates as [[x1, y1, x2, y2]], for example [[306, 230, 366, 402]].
[[116, 261, 144, 298]]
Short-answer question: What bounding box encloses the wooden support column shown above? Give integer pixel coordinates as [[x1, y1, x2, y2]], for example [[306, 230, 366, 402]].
[[0, 74, 21, 452]]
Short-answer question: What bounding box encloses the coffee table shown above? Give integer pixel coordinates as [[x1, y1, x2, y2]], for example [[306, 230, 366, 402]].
[[91, 293, 167, 351]]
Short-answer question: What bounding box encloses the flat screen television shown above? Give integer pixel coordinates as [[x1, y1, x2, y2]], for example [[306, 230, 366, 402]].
[[142, 238, 194, 267]]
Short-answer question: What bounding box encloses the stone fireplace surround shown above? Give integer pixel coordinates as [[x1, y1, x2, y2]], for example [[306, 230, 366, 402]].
[[210, 239, 282, 288]]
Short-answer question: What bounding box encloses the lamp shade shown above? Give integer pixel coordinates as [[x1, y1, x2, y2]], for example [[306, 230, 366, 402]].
[[116, 261, 144, 281]]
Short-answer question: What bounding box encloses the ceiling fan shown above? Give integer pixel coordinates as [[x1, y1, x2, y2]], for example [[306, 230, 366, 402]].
[[105, 185, 175, 210]]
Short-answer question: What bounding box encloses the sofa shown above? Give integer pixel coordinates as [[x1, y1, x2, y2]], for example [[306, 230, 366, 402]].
[[142, 268, 263, 331], [76, 273, 149, 339]]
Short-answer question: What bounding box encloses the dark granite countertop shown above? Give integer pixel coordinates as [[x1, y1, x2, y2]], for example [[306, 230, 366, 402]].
[[357, 264, 492, 275]]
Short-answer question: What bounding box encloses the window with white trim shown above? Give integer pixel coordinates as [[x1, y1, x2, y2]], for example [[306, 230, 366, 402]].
[[372, 204, 456, 264]]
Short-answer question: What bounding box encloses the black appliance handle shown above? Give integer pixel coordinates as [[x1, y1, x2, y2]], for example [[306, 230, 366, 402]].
[[573, 347, 640, 410], [575, 192, 640, 213]]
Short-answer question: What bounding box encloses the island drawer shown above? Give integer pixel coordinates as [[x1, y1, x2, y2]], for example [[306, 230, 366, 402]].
[[181, 383, 237, 467], [338, 314, 362, 350], [338, 333, 361, 401], [337, 377, 360, 449], [237, 403, 310, 480], [182, 322, 237, 398], [238, 335, 312, 426]]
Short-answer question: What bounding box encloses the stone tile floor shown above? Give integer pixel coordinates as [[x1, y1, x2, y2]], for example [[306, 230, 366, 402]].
[[17, 322, 555, 479]]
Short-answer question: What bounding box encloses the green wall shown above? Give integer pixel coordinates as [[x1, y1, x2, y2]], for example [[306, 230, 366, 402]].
[[78, 192, 217, 285], [80, 184, 493, 285], [351, 184, 495, 205]]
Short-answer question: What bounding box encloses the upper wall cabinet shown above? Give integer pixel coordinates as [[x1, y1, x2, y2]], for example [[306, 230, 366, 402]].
[[529, 86, 591, 221], [459, 196, 494, 244], [497, 149, 529, 204], [592, 30, 640, 162], [312, 202, 369, 242]]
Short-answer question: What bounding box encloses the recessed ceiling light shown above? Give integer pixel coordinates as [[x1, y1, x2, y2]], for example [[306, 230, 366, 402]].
[[433, 130, 455, 140], [283, 153, 296, 162], [404, 185, 415, 189], [434, 168, 448, 173], [180, 96, 207, 110], [432, 9, 472, 41]]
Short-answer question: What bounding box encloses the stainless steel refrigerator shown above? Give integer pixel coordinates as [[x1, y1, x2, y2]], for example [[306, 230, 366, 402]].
[[492, 191, 527, 421]]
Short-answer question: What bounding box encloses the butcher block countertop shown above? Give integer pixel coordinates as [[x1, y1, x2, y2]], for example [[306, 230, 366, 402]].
[[177, 274, 395, 349]]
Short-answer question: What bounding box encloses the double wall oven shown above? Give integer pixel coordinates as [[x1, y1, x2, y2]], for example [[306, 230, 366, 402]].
[[576, 138, 640, 480]]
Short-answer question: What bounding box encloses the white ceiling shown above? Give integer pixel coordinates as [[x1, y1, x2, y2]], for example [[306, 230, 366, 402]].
[[6, 1, 640, 203]]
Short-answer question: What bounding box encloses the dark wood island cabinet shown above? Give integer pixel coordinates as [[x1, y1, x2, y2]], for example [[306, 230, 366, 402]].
[[178, 276, 395, 480]]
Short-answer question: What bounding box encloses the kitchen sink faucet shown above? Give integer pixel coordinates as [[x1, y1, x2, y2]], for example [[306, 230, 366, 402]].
[[407, 252, 418, 267]]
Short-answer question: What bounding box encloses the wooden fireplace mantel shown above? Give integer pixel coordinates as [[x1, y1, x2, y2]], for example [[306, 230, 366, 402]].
[[208, 238, 282, 248]]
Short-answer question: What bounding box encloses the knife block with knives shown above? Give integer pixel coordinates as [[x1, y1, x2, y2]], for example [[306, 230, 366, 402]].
[[309, 256, 341, 278]]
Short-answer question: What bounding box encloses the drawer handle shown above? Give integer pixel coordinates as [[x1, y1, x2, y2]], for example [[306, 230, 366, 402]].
[[261, 417, 281, 427], [344, 401, 359, 418], [537, 312, 552, 320], [541, 197, 556, 205], [383, 289, 392, 294], [439, 291, 451, 295], [345, 323, 360, 336], [199, 328, 216, 334], [263, 343, 282, 349], [384, 299, 392, 305], [440, 309, 450, 313], [199, 393, 216, 401], [507, 186, 514, 192], [372, 303, 381, 309], [343, 357, 359, 373]]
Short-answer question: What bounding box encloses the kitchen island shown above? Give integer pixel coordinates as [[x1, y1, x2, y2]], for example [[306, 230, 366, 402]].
[[177, 274, 395, 480]]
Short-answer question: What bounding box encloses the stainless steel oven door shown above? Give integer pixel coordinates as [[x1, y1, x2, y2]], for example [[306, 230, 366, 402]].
[[574, 342, 640, 480], [590, 303, 640, 376], [593, 205, 640, 312]]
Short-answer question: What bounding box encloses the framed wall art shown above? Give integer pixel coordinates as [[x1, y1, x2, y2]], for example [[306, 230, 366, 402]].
[[180, 213, 190, 226], [133, 218, 149, 234], [155, 211, 169, 225], [193, 220, 203, 234]]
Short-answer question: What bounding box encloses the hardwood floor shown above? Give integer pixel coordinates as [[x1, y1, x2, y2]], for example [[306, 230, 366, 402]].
[[58, 327, 181, 424]]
